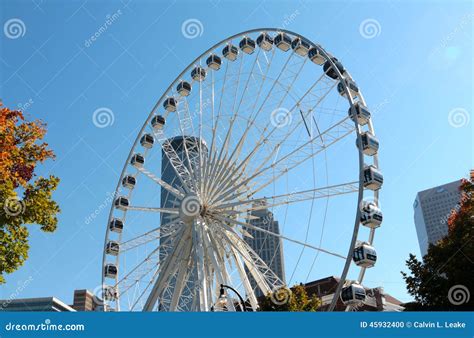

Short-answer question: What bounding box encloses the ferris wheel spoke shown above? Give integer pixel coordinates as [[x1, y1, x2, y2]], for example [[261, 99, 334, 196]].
[[212, 220, 285, 294], [205, 47, 290, 198], [201, 226, 227, 287], [215, 181, 359, 211], [213, 214, 346, 260], [124, 206, 179, 214], [206, 51, 299, 201], [173, 98, 201, 188], [207, 73, 337, 205], [136, 166, 185, 199], [227, 244, 259, 310], [168, 239, 194, 311], [192, 221, 211, 311], [152, 129, 196, 193], [129, 265, 162, 311], [116, 248, 164, 298], [203, 54, 247, 200], [214, 116, 355, 205], [143, 226, 193, 311], [115, 228, 184, 295], [202, 52, 265, 202], [120, 220, 183, 252], [204, 51, 276, 203]]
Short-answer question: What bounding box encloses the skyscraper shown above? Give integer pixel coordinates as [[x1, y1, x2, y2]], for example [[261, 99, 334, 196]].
[[244, 201, 285, 297], [413, 180, 462, 257]]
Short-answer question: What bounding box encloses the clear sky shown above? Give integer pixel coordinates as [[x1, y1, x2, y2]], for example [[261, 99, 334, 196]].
[[0, 0, 472, 306]]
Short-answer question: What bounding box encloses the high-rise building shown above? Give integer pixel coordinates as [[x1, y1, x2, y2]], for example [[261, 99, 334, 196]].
[[244, 201, 285, 298], [159, 136, 207, 310], [413, 180, 462, 257], [0, 289, 102, 312]]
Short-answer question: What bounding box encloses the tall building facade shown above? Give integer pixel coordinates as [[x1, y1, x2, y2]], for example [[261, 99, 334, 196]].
[[413, 180, 462, 257], [159, 136, 207, 310], [244, 201, 285, 297]]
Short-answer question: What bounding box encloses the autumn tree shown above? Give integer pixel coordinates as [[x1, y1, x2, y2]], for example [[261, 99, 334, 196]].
[[401, 171, 474, 311], [259, 284, 321, 311], [0, 102, 60, 283]]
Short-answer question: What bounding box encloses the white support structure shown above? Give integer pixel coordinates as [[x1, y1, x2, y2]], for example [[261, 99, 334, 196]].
[[102, 28, 381, 313]]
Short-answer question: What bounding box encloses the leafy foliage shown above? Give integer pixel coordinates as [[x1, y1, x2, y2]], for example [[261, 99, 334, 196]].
[[0, 103, 60, 283], [259, 284, 321, 311], [401, 173, 474, 310]]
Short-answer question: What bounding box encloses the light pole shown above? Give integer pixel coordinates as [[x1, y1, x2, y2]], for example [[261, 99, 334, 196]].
[[216, 284, 248, 312]]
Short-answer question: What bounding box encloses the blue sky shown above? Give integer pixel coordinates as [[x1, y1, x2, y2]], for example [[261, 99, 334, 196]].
[[0, 0, 472, 306]]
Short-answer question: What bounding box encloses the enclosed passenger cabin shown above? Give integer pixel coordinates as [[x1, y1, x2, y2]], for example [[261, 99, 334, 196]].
[[363, 165, 383, 191], [323, 58, 345, 79], [308, 46, 326, 65], [353, 243, 377, 268], [109, 218, 124, 233], [360, 202, 383, 228], [222, 44, 239, 61], [114, 196, 129, 211], [239, 37, 256, 54], [340, 283, 366, 305], [337, 78, 360, 99], [206, 54, 222, 70], [274, 32, 292, 51], [103, 286, 118, 301], [140, 134, 154, 149], [177, 81, 191, 96], [163, 97, 176, 112], [130, 153, 145, 168], [256, 32, 273, 51], [291, 37, 311, 56], [191, 66, 207, 81], [106, 241, 120, 256], [357, 132, 379, 156], [122, 175, 136, 189], [348, 102, 371, 126], [151, 115, 166, 131], [104, 264, 118, 279]]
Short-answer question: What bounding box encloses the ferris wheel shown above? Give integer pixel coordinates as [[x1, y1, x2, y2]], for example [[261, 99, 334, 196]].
[[101, 28, 383, 312]]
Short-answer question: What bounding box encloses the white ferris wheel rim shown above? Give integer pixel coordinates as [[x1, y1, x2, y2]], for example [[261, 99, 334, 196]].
[[100, 28, 381, 312]]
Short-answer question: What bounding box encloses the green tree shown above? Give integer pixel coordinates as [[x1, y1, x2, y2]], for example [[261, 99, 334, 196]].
[[401, 172, 474, 311], [0, 103, 60, 283], [259, 285, 321, 311]]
